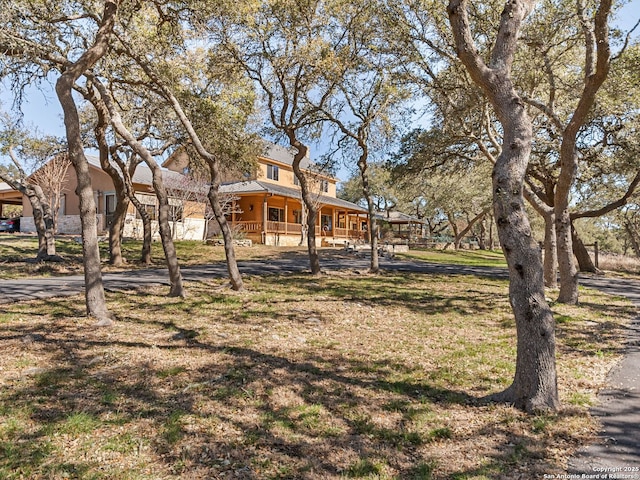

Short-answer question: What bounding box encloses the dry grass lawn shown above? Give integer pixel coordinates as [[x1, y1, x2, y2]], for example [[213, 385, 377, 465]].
[[0, 262, 635, 479]]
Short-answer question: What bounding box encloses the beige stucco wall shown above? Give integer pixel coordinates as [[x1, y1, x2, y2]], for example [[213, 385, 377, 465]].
[[257, 160, 337, 198], [22, 165, 115, 217]]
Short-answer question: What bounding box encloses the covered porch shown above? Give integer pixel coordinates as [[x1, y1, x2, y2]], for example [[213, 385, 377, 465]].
[[220, 181, 368, 246]]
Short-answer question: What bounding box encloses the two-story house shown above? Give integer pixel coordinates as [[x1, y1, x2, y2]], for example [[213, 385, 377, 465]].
[[164, 143, 368, 246]]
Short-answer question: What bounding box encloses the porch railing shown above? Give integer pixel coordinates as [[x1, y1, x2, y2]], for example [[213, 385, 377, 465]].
[[233, 221, 362, 239]]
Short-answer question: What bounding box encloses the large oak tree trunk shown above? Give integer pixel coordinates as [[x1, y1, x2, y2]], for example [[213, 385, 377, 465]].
[[555, 185, 579, 303], [288, 139, 321, 275], [358, 150, 379, 273], [116, 154, 152, 265], [152, 170, 185, 297], [572, 222, 598, 273], [94, 80, 184, 296], [91, 91, 128, 266], [556, 0, 611, 303], [25, 185, 57, 260], [130, 195, 153, 264], [207, 159, 244, 291], [54, 0, 118, 325], [449, 0, 559, 412], [0, 174, 58, 260], [543, 213, 558, 288]]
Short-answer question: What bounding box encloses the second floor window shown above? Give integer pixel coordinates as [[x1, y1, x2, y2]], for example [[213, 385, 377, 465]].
[[267, 164, 279, 181], [321, 180, 329, 193]]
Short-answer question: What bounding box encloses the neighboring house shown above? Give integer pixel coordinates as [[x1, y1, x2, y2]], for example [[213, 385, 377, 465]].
[[13, 156, 207, 240], [164, 143, 368, 246]]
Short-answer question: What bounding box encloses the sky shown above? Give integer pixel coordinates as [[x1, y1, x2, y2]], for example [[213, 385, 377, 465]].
[[1, 0, 639, 182]]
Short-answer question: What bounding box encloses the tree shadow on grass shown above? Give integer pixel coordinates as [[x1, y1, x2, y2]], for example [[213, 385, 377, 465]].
[[0, 317, 486, 479]]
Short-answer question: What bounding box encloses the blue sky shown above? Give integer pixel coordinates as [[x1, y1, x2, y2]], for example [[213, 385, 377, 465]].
[[1, 0, 638, 181]]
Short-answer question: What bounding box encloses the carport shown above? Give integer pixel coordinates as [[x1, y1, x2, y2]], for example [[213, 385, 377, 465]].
[[0, 182, 22, 217]]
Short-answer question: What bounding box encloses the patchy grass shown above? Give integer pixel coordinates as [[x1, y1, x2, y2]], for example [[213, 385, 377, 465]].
[[398, 248, 508, 268], [0, 235, 309, 279], [0, 270, 633, 479]]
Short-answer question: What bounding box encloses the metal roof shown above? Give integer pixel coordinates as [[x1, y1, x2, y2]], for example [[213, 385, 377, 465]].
[[86, 155, 186, 186], [220, 180, 367, 212], [375, 210, 426, 224]]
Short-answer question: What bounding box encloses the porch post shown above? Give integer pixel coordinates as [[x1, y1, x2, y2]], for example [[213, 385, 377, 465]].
[[284, 198, 288, 234], [331, 208, 335, 239], [231, 200, 236, 224], [262, 194, 268, 234]]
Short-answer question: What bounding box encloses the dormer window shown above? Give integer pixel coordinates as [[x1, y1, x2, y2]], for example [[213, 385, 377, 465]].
[[267, 164, 279, 181]]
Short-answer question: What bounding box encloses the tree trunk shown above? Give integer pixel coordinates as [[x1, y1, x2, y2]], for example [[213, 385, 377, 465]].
[[478, 218, 487, 250], [571, 222, 598, 273], [121, 156, 152, 265], [91, 90, 127, 266], [298, 204, 308, 247], [625, 221, 640, 257], [489, 214, 495, 250], [153, 172, 185, 297], [288, 139, 321, 275], [108, 194, 129, 266], [449, 0, 559, 412], [207, 159, 244, 290], [358, 149, 379, 273], [453, 209, 489, 250], [130, 195, 153, 264], [555, 0, 611, 303], [54, 0, 118, 325], [0, 172, 57, 260], [94, 79, 184, 296], [25, 185, 57, 260], [555, 207, 578, 302], [445, 212, 459, 250], [543, 212, 558, 289]]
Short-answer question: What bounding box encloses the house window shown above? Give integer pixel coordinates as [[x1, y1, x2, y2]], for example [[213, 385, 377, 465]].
[[267, 164, 279, 181], [135, 194, 157, 221], [105, 194, 116, 214], [293, 175, 300, 186], [320, 180, 329, 193], [105, 193, 117, 227], [136, 204, 157, 221], [169, 204, 184, 222], [293, 209, 303, 224], [268, 207, 284, 222]]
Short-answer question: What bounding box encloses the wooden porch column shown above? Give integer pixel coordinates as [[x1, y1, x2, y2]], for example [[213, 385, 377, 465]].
[[262, 194, 268, 234], [231, 199, 236, 226], [332, 208, 336, 234], [284, 198, 288, 234]]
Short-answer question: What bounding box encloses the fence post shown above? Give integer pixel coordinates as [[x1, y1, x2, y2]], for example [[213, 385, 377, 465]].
[[594, 241, 599, 269]]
